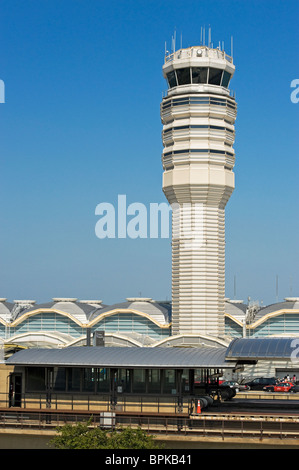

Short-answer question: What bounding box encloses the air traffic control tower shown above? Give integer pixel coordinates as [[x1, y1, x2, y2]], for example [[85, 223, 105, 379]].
[[161, 43, 237, 338]]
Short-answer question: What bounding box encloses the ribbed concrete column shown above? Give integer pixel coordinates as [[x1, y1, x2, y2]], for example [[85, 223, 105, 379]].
[[171, 204, 225, 336]]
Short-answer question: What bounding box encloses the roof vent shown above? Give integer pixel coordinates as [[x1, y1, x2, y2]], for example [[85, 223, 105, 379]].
[[126, 298, 153, 303], [14, 300, 36, 304], [52, 298, 78, 303], [225, 298, 244, 304], [285, 297, 299, 302]]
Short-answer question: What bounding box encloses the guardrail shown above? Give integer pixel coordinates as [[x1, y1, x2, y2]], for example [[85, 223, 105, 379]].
[[164, 48, 233, 64], [0, 392, 193, 415], [0, 408, 299, 442], [236, 391, 299, 400]]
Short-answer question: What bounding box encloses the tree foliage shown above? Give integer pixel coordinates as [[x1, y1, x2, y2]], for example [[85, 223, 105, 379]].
[[49, 419, 164, 450]]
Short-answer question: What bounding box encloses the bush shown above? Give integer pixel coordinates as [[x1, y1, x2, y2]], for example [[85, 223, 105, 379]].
[[49, 419, 164, 450]]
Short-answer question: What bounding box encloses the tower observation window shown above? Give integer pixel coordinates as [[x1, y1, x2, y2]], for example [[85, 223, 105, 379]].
[[176, 68, 191, 85], [167, 71, 177, 88], [166, 67, 231, 89], [208, 68, 223, 85], [192, 67, 208, 84], [221, 70, 231, 88]]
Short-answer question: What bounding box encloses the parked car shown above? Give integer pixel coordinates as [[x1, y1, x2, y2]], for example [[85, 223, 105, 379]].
[[263, 381, 299, 393], [220, 381, 249, 392], [242, 377, 277, 390]]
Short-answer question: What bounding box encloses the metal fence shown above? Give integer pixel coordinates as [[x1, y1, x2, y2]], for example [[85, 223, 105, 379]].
[[0, 391, 192, 414], [0, 408, 299, 441]]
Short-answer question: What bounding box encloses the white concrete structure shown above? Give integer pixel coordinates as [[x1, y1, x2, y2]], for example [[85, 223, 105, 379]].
[[161, 45, 237, 338]]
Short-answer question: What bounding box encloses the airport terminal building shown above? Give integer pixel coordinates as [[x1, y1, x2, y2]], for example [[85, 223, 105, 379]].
[[1, 337, 299, 415], [1, 296, 299, 384], [1, 44, 298, 419], [1, 296, 299, 348]]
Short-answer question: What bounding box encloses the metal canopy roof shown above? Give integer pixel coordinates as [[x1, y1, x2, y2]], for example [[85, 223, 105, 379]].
[[6, 346, 235, 369], [225, 337, 299, 361], [6, 337, 299, 369]]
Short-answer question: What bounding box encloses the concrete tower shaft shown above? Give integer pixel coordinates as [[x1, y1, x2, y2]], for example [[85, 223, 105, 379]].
[[161, 45, 237, 338]]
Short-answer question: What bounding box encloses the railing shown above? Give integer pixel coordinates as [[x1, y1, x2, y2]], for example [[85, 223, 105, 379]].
[[0, 408, 299, 442], [0, 391, 191, 415], [236, 390, 299, 401], [164, 48, 233, 64], [2, 390, 298, 414]]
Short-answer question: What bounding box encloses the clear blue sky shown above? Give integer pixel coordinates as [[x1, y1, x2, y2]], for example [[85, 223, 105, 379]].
[[0, 0, 298, 307]]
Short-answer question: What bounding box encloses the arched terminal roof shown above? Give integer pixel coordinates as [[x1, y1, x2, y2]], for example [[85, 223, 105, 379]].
[[9, 298, 105, 324], [0, 299, 14, 322], [224, 299, 247, 324], [253, 298, 299, 322], [89, 298, 171, 325]]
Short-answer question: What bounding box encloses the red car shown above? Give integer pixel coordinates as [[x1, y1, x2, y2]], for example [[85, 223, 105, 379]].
[[263, 382, 298, 393]]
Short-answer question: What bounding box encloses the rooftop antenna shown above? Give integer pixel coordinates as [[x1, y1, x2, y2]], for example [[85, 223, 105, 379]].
[[174, 28, 176, 52], [234, 274, 236, 300], [203, 26, 205, 46], [208, 25, 211, 48]]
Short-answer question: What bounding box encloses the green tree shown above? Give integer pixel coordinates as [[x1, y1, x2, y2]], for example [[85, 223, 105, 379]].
[[49, 419, 110, 449], [49, 419, 164, 450], [109, 426, 162, 450]]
